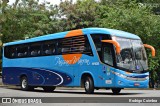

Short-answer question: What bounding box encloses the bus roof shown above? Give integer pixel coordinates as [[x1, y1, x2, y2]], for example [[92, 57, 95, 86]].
[[4, 27, 140, 46]]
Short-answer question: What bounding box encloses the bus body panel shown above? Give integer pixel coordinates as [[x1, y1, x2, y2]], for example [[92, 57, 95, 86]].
[[2, 56, 149, 88], [2, 28, 149, 89], [113, 69, 149, 88], [2, 53, 100, 87], [4, 28, 140, 46], [3, 67, 73, 86]]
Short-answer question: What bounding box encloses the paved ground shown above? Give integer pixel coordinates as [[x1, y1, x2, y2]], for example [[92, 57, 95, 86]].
[[0, 77, 159, 97], [0, 86, 160, 97], [0, 86, 160, 106], [0, 78, 160, 106]]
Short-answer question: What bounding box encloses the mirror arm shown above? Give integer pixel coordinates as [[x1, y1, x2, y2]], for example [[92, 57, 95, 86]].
[[143, 44, 155, 57], [101, 40, 121, 55]]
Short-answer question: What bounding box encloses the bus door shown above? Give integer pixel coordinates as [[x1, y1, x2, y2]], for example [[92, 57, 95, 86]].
[[101, 43, 115, 87]]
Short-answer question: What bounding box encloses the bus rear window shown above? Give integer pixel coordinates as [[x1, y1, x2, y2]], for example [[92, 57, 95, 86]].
[[4, 46, 16, 58]]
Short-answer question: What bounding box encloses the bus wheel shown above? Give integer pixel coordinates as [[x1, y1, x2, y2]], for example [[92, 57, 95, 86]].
[[20, 76, 33, 91], [111, 88, 121, 94], [84, 77, 94, 94], [43, 86, 56, 92]]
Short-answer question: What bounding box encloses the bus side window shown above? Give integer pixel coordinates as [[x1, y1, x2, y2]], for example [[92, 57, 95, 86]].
[[11, 53, 15, 57], [57, 39, 62, 55], [30, 43, 42, 56], [91, 34, 111, 61], [17, 46, 28, 57], [103, 45, 113, 66], [43, 40, 56, 55], [83, 36, 93, 56]]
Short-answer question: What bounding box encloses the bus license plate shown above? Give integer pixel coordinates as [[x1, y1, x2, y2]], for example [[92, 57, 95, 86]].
[[134, 83, 140, 86]]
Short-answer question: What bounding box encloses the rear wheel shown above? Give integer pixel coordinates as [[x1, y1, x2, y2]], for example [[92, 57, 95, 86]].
[[111, 88, 121, 94], [20, 76, 34, 91], [84, 76, 94, 94], [43, 86, 56, 92]]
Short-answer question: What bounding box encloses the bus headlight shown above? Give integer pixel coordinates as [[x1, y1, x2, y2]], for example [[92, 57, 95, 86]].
[[114, 72, 127, 78], [145, 76, 149, 80], [119, 74, 127, 78]]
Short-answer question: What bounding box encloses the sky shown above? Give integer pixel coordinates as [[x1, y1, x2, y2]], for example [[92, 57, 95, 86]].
[[9, 0, 77, 5]]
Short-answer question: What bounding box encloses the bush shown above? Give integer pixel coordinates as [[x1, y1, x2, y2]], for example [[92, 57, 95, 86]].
[[0, 59, 1, 77]]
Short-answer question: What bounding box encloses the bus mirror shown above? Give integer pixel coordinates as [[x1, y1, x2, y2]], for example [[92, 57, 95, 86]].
[[101, 40, 121, 55], [143, 44, 155, 57]]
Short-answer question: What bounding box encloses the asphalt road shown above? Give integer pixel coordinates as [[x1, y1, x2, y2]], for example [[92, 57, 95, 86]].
[[0, 86, 160, 97], [0, 87, 160, 106], [0, 78, 160, 106], [0, 77, 160, 97]]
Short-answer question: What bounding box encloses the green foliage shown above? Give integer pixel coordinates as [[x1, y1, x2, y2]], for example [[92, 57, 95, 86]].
[[0, 59, 1, 72], [148, 56, 159, 71], [0, 0, 160, 83], [96, 0, 160, 82], [0, 0, 60, 42], [58, 0, 99, 30], [148, 55, 160, 81]]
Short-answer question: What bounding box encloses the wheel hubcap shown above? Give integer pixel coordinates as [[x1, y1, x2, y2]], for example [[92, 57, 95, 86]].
[[85, 81, 89, 90], [22, 79, 27, 88]]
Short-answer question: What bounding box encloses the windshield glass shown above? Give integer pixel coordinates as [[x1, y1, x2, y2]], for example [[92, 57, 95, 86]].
[[115, 37, 148, 73]]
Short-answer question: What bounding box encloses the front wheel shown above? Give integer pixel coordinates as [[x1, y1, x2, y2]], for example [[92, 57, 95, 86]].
[[111, 88, 121, 94], [84, 77, 94, 94]]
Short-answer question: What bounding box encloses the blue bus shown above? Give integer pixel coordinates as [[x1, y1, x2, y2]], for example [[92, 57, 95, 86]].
[[2, 28, 155, 94]]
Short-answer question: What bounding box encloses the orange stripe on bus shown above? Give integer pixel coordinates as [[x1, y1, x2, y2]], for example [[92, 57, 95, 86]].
[[62, 29, 83, 64], [143, 44, 155, 57], [65, 29, 83, 37], [101, 40, 121, 55]]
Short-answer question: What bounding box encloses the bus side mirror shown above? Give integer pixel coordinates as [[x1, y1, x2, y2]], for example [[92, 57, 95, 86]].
[[143, 44, 155, 57], [101, 40, 121, 55]]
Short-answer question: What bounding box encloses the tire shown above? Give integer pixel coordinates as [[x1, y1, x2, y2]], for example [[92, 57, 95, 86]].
[[111, 88, 121, 94], [20, 76, 34, 91], [84, 76, 94, 94], [43, 86, 56, 92]]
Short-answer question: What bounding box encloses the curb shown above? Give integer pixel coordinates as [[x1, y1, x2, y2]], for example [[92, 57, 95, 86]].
[[0, 83, 6, 87]]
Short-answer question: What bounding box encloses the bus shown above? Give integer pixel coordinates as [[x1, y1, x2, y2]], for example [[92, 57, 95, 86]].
[[2, 28, 155, 94]]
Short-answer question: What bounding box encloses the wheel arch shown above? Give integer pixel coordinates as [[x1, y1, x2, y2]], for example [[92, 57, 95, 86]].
[[80, 72, 95, 87], [20, 73, 34, 91], [19, 74, 28, 84], [20, 74, 27, 79]]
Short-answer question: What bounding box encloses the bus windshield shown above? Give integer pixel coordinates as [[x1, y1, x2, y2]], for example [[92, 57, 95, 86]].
[[115, 37, 148, 73]]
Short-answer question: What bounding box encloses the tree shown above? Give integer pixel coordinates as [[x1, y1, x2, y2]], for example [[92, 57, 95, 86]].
[[97, 0, 160, 86], [60, 0, 159, 86], [1, 0, 60, 43], [0, 0, 160, 86], [58, 0, 99, 31]]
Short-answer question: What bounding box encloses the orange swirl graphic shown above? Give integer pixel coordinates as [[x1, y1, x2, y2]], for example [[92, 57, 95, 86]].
[[62, 29, 83, 64]]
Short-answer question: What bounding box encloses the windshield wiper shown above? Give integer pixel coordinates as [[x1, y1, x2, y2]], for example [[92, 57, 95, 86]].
[[134, 52, 145, 73], [127, 47, 136, 73], [137, 59, 145, 72]]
